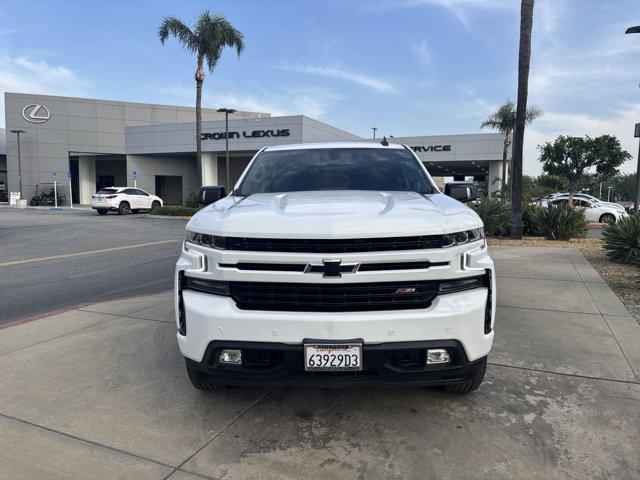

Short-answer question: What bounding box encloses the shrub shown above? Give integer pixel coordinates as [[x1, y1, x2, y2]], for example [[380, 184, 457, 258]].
[[150, 205, 201, 217], [602, 213, 640, 266], [469, 197, 511, 237], [533, 204, 587, 240], [522, 202, 539, 236], [184, 193, 199, 208]]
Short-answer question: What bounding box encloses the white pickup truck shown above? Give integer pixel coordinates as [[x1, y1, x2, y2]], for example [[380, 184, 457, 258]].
[[175, 142, 495, 392]]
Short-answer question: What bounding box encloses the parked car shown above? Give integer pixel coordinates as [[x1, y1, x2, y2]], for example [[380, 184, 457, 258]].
[[569, 193, 627, 213], [175, 142, 495, 393], [91, 187, 163, 215], [546, 196, 627, 223]]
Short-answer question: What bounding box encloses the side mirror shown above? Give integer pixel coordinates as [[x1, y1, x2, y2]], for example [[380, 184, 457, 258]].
[[197, 185, 226, 206], [444, 183, 478, 203]]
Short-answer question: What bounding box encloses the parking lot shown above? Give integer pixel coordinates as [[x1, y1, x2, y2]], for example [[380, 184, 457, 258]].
[[0, 208, 184, 324], [0, 210, 639, 479]]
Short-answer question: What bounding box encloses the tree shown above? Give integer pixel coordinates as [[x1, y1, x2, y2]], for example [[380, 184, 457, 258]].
[[511, 0, 535, 240], [481, 100, 542, 187], [539, 135, 630, 203], [606, 174, 636, 201], [158, 11, 244, 187]]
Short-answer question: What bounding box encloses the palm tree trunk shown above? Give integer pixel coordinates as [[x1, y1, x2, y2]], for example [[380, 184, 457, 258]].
[[195, 54, 204, 188], [511, 0, 535, 239], [502, 129, 511, 189]]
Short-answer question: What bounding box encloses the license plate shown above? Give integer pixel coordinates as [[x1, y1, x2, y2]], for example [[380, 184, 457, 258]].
[[304, 343, 362, 372]]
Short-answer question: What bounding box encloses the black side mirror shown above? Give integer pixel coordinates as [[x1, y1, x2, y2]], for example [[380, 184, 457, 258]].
[[444, 183, 478, 203], [197, 185, 226, 205]]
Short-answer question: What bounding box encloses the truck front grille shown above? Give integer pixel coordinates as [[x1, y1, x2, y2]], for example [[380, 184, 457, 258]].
[[230, 280, 440, 312], [225, 235, 443, 253]]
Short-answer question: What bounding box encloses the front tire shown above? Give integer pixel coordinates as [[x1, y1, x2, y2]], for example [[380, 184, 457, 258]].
[[185, 359, 227, 391], [599, 213, 616, 224], [96, 208, 108, 215], [118, 202, 131, 215], [151, 200, 161, 210], [443, 357, 486, 393]]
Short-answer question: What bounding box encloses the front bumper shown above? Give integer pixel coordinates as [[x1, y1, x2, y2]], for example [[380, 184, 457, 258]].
[[178, 286, 493, 364], [187, 340, 487, 387]]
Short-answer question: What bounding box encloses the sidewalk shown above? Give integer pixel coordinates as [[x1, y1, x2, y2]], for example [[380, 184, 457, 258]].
[[0, 246, 638, 479]]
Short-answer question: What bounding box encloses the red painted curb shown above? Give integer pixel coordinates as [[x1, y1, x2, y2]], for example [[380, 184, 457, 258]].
[[0, 303, 93, 330], [0, 291, 169, 330]]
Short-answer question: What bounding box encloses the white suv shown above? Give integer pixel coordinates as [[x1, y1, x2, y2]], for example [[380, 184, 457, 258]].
[[91, 187, 163, 215], [175, 142, 495, 392]]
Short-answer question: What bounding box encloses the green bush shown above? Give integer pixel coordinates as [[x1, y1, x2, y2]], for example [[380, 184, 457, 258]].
[[533, 204, 587, 240], [522, 203, 539, 236], [602, 213, 640, 266], [469, 197, 511, 237], [150, 205, 201, 217], [184, 193, 199, 208]]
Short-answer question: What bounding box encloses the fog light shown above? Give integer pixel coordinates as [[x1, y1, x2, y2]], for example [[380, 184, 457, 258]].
[[219, 349, 242, 365], [426, 348, 451, 365]]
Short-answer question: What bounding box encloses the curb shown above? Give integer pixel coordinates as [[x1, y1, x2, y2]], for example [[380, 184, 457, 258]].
[[146, 214, 191, 220], [587, 223, 605, 229]]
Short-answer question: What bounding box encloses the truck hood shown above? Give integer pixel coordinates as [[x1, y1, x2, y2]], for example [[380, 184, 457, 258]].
[[187, 191, 482, 238]]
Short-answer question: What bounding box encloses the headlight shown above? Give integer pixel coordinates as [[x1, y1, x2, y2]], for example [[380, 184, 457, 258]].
[[185, 230, 227, 249], [442, 227, 484, 247]]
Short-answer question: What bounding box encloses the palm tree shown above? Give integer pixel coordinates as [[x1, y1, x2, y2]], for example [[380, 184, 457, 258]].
[[481, 100, 542, 192], [158, 11, 244, 187], [511, 0, 536, 239]]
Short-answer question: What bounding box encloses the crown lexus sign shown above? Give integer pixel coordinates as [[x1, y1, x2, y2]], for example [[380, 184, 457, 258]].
[[22, 104, 51, 124]]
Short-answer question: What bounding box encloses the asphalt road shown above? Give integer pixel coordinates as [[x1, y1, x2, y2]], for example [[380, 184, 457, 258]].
[[0, 208, 186, 325]]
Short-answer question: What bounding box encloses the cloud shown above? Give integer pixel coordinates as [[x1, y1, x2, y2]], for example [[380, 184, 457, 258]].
[[0, 52, 91, 127], [521, 1, 640, 175], [157, 85, 341, 119], [410, 40, 432, 67], [275, 64, 398, 93], [368, 0, 516, 28]]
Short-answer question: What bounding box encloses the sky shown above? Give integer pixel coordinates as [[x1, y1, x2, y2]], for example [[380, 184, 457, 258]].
[[1, 0, 639, 175]]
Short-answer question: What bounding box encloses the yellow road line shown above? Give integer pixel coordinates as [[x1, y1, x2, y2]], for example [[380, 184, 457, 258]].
[[0, 240, 182, 267]]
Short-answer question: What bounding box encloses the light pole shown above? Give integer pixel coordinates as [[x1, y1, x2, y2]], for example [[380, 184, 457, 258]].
[[625, 26, 640, 213], [217, 108, 236, 190], [371, 127, 378, 139], [10, 129, 26, 199]]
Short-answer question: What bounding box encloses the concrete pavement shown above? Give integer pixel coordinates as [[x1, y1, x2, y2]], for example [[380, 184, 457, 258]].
[[0, 247, 638, 479]]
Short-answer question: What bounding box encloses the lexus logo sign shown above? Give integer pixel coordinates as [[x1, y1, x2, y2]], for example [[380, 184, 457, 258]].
[[22, 104, 51, 124]]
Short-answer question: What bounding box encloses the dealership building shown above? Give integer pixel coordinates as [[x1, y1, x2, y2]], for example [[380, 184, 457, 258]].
[[2, 92, 509, 205]]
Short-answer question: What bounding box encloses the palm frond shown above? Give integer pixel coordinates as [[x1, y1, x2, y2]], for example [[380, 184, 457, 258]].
[[193, 10, 245, 72], [480, 100, 542, 132], [157, 16, 199, 53]]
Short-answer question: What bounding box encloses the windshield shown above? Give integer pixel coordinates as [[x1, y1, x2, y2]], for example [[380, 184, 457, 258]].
[[96, 188, 118, 194], [237, 148, 435, 195]]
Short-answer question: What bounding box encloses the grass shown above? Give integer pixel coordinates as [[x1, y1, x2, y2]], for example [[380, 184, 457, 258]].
[[150, 205, 202, 217], [488, 236, 640, 322]]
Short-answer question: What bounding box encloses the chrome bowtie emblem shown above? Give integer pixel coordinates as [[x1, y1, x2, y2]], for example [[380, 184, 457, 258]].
[[22, 104, 51, 124], [304, 259, 360, 278]]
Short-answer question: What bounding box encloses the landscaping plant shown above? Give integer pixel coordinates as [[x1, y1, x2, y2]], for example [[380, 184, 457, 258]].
[[470, 197, 511, 237], [533, 203, 587, 240], [522, 202, 538, 236], [151, 205, 202, 217], [602, 213, 640, 266]]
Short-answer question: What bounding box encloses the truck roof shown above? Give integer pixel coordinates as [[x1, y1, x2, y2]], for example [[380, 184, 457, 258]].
[[263, 141, 405, 152]]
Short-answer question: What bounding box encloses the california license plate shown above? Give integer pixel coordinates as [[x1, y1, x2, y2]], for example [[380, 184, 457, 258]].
[[304, 343, 362, 372]]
